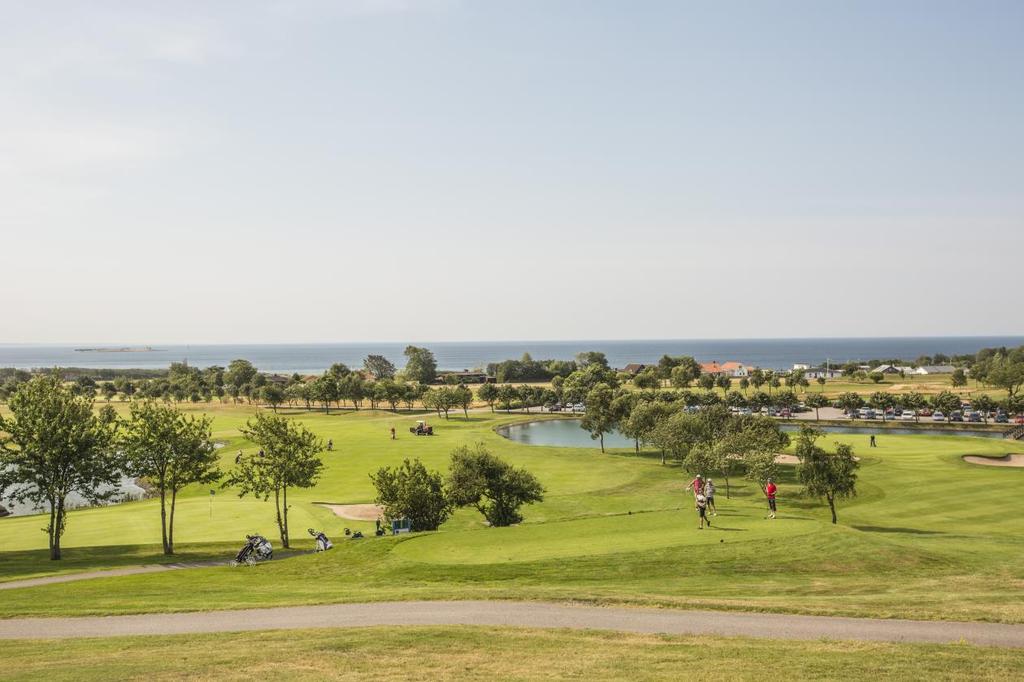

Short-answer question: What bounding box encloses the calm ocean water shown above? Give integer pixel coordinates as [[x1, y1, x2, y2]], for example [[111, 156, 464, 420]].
[[1, 337, 1020, 374]]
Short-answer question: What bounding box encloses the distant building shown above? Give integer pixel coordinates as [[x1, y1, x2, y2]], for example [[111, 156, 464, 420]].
[[701, 361, 749, 377], [914, 365, 956, 375], [792, 363, 811, 371], [620, 363, 650, 375], [871, 364, 901, 374], [436, 371, 495, 384], [802, 367, 843, 379]]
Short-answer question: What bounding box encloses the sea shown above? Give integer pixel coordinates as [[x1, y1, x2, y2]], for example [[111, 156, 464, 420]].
[[1, 337, 1020, 374]]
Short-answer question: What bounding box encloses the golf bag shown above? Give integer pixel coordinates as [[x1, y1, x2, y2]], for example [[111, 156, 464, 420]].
[[308, 528, 333, 552], [234, 534, 273, 565]]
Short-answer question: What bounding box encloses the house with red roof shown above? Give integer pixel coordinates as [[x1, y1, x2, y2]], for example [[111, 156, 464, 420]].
[[700, 361, 750, 377]]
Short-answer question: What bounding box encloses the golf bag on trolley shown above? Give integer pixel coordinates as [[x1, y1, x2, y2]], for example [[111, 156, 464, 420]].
[[234, 534, 273, 565], [308, 528, 333, 552]]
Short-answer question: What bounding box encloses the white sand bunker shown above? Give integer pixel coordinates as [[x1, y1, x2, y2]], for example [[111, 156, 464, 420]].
[[962, 454, 1024, 468], [774, 453, 861, 465], [321, 503, 384, 521]]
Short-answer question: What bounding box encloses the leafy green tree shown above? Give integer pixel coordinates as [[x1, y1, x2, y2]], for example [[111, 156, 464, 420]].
[[869, 392, 894, 421], [972, 394, 995, 423], [749, 368, 766, 391], [477, 383, 499, 412], [0, 374, 119, 560], [226, 413, 324, 548], [575, 351, 610, 369], [261, 384, 286, 413], [581, 383, 616, 452], [982, 353, 1024, 398], [311, 374, 339, 414], [633, 368, 661, 389], [816, 376, 826, 391], [951, 368, 967, 388], [668, 357, 701, 387], [121, 402, 220, 555], [739, 377, 750, 393], [497, 384, 518, 412], [363, 354, 397, 381], [562, 364, 619, 404], [931, 391, 962, 421], [715, 374, 732, 393], [620, 400, 672, 454], [899, 391, 926, 422], [795, 427, 858, 524], [224, 359, 258, 392], [805, 393, 830, 421], [403, 346, 438, 384], [869, 372, 885, 384], [455, 384, 474, 418], [697, 373, 716, 391], [100, 382, 118, 402], [447, 444, 544, 526], [725, 390, 747, 409], [370, 458, 451, 531], [835, 392, 864, 415]]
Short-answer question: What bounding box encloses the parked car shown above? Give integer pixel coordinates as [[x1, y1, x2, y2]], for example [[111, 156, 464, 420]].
[[967, 412, 983, 423], [546, 403, 561, 412], [932, 411, 945, 422], [780, 408, 792, 418], [950, 411, 964, 422], [994, 412, 1009, 424], [739, 407, 752, 416], [858, 408, 876, 419], [920, 408, 933, 417], [901, 410, 916, 421]]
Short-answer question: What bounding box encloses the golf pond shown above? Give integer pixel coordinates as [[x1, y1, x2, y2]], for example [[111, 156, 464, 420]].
[[497, 418, 1008, 449]]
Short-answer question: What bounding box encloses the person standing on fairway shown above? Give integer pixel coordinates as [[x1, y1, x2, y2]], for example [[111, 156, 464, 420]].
[[696, 492, 711, 529], [765, 478, 777, 519], [705, 478, 717, 516], [691, 474, 703, 507]]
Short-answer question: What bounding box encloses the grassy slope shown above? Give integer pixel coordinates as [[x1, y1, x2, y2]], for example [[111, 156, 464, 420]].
[[2, 627, 1023, 681], [1, 405, 1022, 622]]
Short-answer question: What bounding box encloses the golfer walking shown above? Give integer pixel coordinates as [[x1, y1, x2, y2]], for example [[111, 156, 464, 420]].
[[765, 478, 777, 519], [696, 493, 711, 529], [704, 478, 717, 516]]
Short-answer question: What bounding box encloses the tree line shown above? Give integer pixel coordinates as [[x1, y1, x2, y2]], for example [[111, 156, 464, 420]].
[[0, 373, 324, 560]]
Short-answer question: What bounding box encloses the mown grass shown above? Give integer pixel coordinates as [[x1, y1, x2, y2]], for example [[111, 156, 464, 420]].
[[1, 406, 1022, 622], [2, 626, 1023, 681]]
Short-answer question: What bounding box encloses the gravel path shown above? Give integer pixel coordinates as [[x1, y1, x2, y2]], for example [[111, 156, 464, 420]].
[[1, 600, 1023, 647], [0, 561, 229, 591]]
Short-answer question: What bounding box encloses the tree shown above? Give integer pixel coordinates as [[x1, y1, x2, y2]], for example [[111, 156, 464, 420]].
[[575, 351, 610, 369], [226, 413, 324, 548], [370, 458, 451, 531], [0, 374, 119, 560], [816, 376, 826, 391], [363, 354, 396, 381], [951, 368, 967, 388], [261, 384, 286, 413], [835, 392, 864, 416], [633, 368, 661, 389], [739, 377, 750, 393], [455, 384, 474, 418], [581, 383, 616, 453], [900, 391, 926, 422], [100, 382, 118, 402], [497, 384, 518, 412], [447, 444, 544, 526], [310, 374, 339, 414], [805, 393, 829, 421], [121, 402, 220, 555], [750, 368, 766, 391], [715, 374, 732, 393], [869, 392, 894, 421], [697, 373, 716, 391], [669, 357, 701, 388], [983, 353, 1024, 398], [620, 400, 672, 454], [796, 427, 858, 524], [477, 383, 499, 412], [869, 372, 885, 385], [931, 390, 962, 421], [972, 394, 995, 423], [224, 359, 258, 392], [403, 346, 438, 384]]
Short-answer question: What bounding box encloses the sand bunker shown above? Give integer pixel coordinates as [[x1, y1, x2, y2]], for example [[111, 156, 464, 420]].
[[774, 453, 861, 465], [962, 454, 1024, 468], [320, 503, 384, 521]]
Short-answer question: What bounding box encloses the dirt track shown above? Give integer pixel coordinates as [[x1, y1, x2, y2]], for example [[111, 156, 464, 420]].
[[1, 601, 1023, 647]]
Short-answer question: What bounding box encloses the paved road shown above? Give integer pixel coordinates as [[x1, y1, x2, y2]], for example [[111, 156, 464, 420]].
[[1, 600, 1023, 647]]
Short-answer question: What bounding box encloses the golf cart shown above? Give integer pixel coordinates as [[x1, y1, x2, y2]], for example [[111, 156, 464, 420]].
[[410, 420, 434, 436]]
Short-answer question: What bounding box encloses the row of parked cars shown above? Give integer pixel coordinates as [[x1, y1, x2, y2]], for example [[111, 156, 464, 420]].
[[848, 407, 1017, 423], [546, 403, 586, 413]]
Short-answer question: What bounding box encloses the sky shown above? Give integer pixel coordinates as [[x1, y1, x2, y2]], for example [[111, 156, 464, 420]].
[[2, 0, 1022, 344]]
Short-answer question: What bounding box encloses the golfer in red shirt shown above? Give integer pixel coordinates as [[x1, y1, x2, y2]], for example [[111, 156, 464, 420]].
[[765, 478, 777, 519], [691, 475, 703, 508]]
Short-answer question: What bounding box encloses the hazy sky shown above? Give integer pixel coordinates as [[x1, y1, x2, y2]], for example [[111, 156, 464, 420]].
[[3, 0, 1022, 344]]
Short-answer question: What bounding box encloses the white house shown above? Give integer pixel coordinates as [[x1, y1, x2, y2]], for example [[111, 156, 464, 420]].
[[914, 365, 956, 375]]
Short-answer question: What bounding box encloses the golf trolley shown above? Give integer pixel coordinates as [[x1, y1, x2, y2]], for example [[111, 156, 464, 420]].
[[233, 534, 273, 566]]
